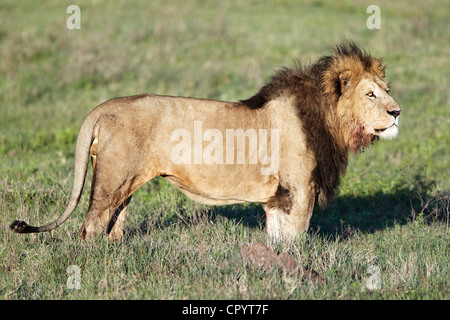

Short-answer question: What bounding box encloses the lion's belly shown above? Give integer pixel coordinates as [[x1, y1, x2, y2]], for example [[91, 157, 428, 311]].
[[163, 168, 279, 205]]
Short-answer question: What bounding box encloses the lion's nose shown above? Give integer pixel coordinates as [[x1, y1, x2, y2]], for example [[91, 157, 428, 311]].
[[387, 109, 401, 118]]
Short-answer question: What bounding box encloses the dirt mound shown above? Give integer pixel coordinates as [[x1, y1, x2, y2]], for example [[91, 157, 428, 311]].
[[240, 242, 324, 282]]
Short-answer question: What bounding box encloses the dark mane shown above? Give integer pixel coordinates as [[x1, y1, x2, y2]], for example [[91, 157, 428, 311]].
[[240, 42, 385, 109], [240, 42, 386, 206]]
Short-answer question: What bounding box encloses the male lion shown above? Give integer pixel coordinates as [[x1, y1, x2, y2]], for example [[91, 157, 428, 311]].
[[10, 42, 401, 241]]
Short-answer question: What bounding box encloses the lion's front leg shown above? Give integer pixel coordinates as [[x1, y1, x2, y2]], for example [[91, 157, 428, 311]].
[[263, 186, 316, 242]]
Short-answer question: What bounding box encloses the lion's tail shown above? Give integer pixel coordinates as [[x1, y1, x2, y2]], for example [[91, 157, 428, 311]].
[[10, 110, 99, 234]]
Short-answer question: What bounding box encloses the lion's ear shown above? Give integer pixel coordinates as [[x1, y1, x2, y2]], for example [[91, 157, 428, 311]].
[[339, 70, 352, 94]]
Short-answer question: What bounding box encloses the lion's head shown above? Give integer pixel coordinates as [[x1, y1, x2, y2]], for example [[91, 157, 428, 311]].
[[318, 43, 401, 152]]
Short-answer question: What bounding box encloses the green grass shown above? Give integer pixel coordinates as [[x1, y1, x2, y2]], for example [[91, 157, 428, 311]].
[[0, 0, 449, 299]]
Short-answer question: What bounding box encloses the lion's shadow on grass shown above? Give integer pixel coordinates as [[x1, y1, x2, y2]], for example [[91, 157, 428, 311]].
[[209, 190, 414, 239], [130, 176, 447, 240], [207, 180, 447, 239]]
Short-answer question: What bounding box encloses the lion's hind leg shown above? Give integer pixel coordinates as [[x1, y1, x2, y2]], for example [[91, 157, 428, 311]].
[[78, 181, 131, 241], [79, 174, 150, 241], [106, 195, 132, 242]]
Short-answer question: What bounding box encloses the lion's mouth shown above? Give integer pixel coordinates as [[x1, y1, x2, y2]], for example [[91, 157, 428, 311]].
[[374, 122, 398, 134], [373, 117, 399, 140]]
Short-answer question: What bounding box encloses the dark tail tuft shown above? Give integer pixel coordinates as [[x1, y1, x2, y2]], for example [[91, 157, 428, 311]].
[[10, 220, 31, 233]]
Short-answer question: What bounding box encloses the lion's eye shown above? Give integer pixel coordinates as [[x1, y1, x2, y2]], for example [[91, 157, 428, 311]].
[[367, 91, 376, 98]]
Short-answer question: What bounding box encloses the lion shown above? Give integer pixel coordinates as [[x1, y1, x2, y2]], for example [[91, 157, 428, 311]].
[[10, 42, 401, 241]]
